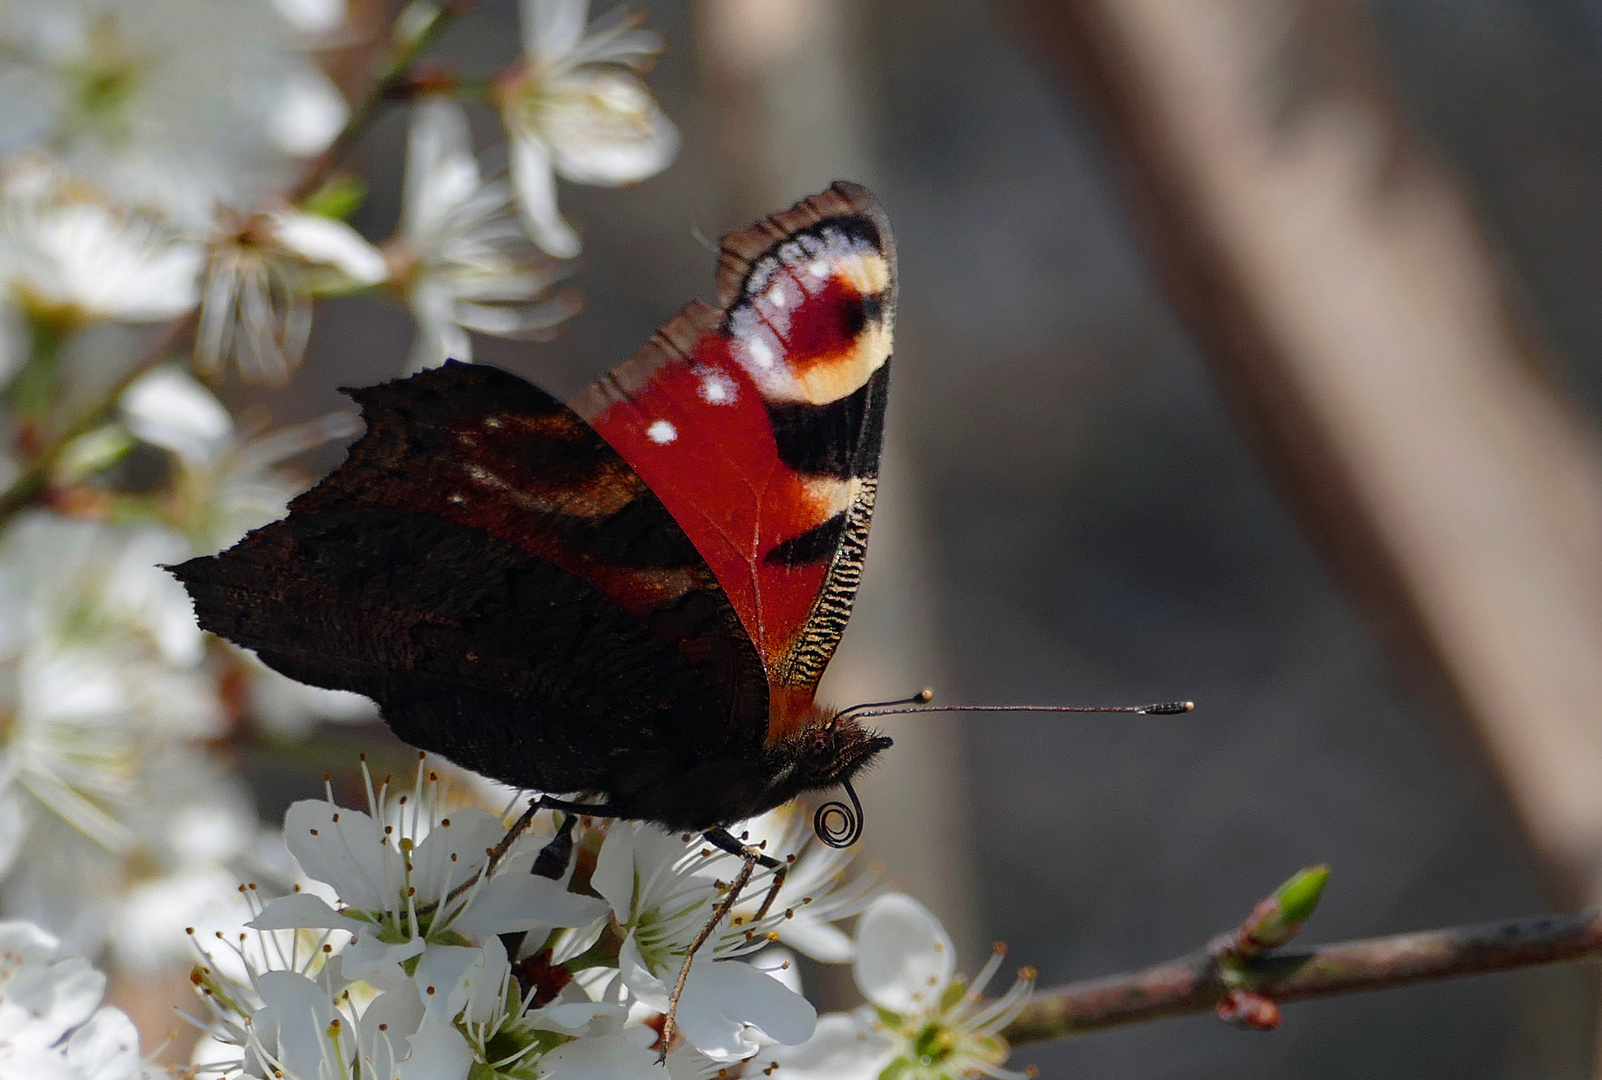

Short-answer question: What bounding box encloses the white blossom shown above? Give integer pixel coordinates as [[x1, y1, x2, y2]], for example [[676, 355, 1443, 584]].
[[0, 513, 221, 849], [249, 761, 608, 985], [760, 894, 1037, 1080], [434, 937, 661, 1080], [0, 0, 348, 229], [499, 0, 679, 257], [0, 513, 279, 966], [395, 97, 581, 372], [196, 209, 386, 385], [119, 364, 361, 552], [727, 803, 881, 964], [188, 919, 425, 1080], [591, 822, 817, 1061], [196, 770, 668, 1080], [0, 163, 201, 334], [0, 919, 144, 1079]]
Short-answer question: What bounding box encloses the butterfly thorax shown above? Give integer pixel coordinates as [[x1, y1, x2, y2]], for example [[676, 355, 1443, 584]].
[[577, 710, 890, 832]]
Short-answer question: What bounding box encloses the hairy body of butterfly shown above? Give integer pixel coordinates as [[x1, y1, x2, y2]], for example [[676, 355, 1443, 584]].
[[171, 182, 897, 837]]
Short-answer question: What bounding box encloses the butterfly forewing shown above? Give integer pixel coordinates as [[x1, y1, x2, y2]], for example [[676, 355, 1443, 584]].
[[571, 182, 896, 738]]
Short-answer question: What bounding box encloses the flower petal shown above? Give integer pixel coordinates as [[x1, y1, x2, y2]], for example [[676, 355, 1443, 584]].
[[247, 893, 364, 934], [270, 68, 348, 156], [340, 933, 427, 981], [509, 133, 582, 258], [406, 807, 505, 903], [524, 999, 626, 1036], [540, 1031, 662, 1080], [121, 365, 234, 465], [543, 71, 679, 186], [282, 799, 390, 910], [407, 289, 473, 372], [777, 920, 855, 965], [520, 0, 590, 64], [754, 1013, 897, 1080], [411, 944, 488, 1023], [749, 946, 802, 994], [398, 1016, 474, 1080], [853, 893, 955, 1014], [616, 929, 668, 1011], [451, 873, 609, 936], [590, 822, 637, 919], [255, 969, 335, 1080], [403, 98, 481, 241], [274, 0, 348, 33], [356, 978, 425, 1080], [673, 956, 817, 1060], [270, 211, 387, 284], [64, 1007, 141, 1080]]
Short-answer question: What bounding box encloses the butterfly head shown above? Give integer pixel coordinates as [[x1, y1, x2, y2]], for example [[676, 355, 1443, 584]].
[[801, 712, 894, 789], [764, 709, 891, 809], [766, 710, 891, 849]]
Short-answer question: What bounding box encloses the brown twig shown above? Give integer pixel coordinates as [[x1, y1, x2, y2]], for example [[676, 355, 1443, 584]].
[[1003, 906, 1602, 1044], [0, 0, 478, 533]]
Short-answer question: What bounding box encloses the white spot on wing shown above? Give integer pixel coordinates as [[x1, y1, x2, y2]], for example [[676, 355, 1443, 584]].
[[698, 373, 736, 404], [765, 282, 788, 308], [647, 419, 677, 444], [747, 335, 775, 368], [484, 416, 502, 428]]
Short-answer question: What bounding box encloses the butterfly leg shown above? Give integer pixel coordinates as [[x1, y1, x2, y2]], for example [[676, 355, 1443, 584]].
[[659, 847, 759, 1062], [503, 813, 582, 992], [461, 795, 621, 911], [703, 826, 791, 920]]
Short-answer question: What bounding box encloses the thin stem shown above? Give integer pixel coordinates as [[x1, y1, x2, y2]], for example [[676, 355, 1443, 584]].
[[286, 0, 480, 204], [1002, 906, 1602, 1044], [0, 314, 193, 523], [0, 1, 478, 532]]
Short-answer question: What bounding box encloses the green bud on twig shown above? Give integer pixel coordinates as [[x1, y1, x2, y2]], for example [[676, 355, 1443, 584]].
[[1232, 864, 1330, 958]]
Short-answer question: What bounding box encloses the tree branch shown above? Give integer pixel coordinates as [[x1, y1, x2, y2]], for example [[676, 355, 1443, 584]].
[[1004, 899, 1602, 1044]]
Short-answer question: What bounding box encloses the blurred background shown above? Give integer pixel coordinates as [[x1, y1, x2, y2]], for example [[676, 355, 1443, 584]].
[[234, 0, 1602, 1075]]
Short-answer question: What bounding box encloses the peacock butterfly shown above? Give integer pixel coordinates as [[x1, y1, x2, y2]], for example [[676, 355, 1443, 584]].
[[172, 181, 898, 849]]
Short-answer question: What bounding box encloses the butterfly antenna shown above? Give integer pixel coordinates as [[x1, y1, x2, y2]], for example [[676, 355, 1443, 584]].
[[845, 700, 1196, 720], [833, 687, 934, 725]]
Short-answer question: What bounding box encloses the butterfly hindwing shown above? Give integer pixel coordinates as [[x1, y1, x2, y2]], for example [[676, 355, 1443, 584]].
[[571, 181, 896, 738]]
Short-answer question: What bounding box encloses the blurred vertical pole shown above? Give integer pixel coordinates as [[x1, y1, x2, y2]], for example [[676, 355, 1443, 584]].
[[1001, 0, 1602, 915], [695, 0, 981, 954]]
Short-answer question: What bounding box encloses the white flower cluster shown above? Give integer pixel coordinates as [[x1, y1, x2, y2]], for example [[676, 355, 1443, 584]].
[[0, 0, 676, 385], [0, 0, 679, 982], [0, 0, 358, 383], [185, 763, 1034, 1080], [0, 363, 368, 969], [0, 919, 148, 1079]]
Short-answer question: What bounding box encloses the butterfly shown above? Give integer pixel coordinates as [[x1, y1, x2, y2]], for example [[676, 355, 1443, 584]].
[[172, 181, 899, 854]]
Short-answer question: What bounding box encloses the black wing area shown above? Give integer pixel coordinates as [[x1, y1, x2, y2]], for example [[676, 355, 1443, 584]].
[[171, 362, 771, 802]]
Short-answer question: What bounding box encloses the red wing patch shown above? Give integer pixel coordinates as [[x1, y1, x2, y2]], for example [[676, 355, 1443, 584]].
[[572, 182, 896, 738]]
